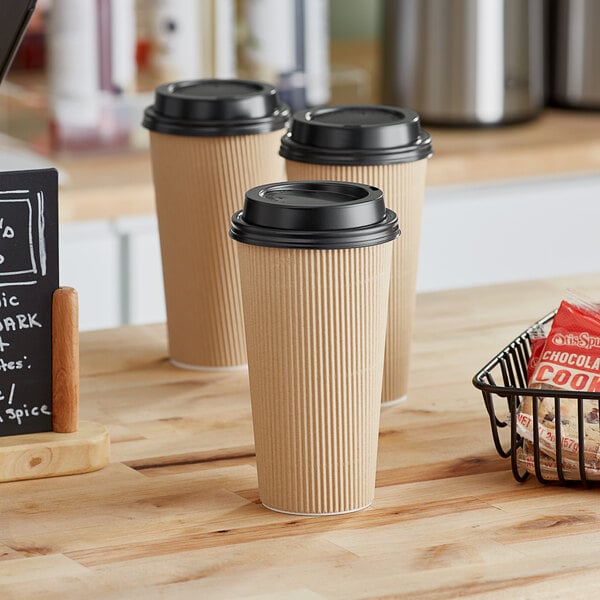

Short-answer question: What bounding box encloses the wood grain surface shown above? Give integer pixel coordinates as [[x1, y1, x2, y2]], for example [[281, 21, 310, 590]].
[[2, 274, 600, 599], [0, 421, 109, 483]]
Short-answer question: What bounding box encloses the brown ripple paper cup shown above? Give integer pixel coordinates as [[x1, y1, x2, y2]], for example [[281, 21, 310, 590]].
[[281, 105, 432, 405], [143, 80, 289, 369], [230, 181, 399, 515]]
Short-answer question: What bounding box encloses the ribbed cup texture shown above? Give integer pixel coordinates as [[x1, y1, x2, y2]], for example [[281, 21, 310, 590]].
[[285, 159, 428, 405], [237, 244, 393, 515], [149, 130, 285, 367]]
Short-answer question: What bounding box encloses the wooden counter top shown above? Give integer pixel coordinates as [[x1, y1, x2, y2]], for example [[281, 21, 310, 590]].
[[2, 273, 600, 598]]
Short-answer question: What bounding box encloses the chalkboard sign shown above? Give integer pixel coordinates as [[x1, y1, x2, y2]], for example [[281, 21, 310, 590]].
[[0, 169, 58, 436]]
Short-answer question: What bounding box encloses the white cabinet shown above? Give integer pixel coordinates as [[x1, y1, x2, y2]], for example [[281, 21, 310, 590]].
[[59, 220, 121, 330], [418, 173, 600, 292], [115, 215, 165, 326], [60, 216, 166, 331]]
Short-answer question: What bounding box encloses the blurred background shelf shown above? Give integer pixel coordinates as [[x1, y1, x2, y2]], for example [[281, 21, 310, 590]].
[[4, 28, 600, 222], [51, 106, 600, 224]]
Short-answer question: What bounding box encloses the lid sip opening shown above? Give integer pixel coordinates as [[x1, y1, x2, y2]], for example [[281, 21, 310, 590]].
[[230, 180, 400, 250]]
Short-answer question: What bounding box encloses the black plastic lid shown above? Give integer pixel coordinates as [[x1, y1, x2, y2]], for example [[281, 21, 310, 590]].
[[230, 181, 400, 249], [142, 79, 290, 137], [280, 105, 433, 165]]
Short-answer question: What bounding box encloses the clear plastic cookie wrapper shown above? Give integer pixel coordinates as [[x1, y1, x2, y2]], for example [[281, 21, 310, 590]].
[[518, 294, 600, 480]]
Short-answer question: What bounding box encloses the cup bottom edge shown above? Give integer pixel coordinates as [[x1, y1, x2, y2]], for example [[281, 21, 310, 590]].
[[261, 502, 372, 517], [169, 358, 248, 372], [381, 394, 408, 408]]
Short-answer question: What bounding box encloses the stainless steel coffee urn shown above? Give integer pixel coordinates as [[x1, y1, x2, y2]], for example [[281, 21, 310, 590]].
[[383, 0, 546, 126], [553, 0, 600, 109]]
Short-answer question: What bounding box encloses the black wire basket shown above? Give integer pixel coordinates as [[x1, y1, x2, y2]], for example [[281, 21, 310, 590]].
[[473, 310, 600, 486]]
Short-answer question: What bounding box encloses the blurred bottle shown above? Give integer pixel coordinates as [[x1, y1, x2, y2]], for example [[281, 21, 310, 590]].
[[199, 0, 236, 78], [238, 0, 330, 110], [48, 0, 136, 151], [145, 0, 200, 81], [143, 0, 236, 82]]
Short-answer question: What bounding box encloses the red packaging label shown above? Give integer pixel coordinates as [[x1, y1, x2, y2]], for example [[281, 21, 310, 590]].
[[527, 337, 546, 382], [530, 301, 600, 392]]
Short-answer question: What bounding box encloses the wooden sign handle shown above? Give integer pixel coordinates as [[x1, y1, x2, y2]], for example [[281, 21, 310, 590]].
[[52, 287, 79, 433]]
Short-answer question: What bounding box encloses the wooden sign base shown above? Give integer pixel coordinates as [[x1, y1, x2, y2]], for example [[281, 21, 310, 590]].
[[0, 420, 109, 483]]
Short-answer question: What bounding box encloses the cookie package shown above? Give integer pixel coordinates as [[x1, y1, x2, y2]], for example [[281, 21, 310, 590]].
[[517, 295, 600, 478]]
